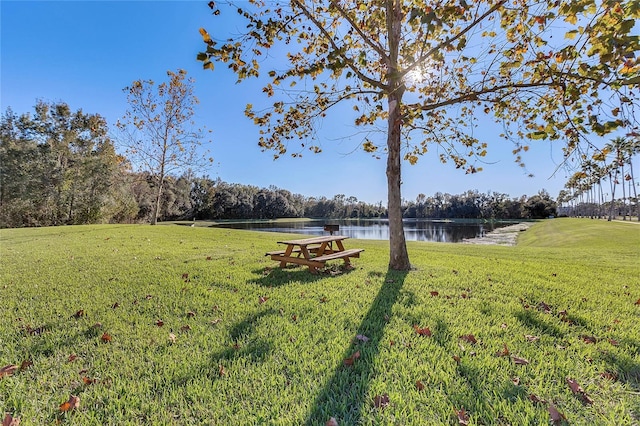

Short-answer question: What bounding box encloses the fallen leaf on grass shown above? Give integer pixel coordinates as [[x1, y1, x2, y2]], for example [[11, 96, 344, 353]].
[[600, 371, 618, 381], [580, 335, 597, 344], [82, 377, 96, 385], [259, 296, 269, 304], [430, 291, 439, 297], [459, 334, 477, 344], [548, 403, 566, 424], [2, 413, 20, 426], [168, 333, 176, 343], [0, 365, 18, 379], [155, 320, 164, 327], [566, 378, 583, 394], [343, 351, 361, 366], [59, 395, 80, 412], [512, 377, 520, 386], [524, 335, 540, 342], [528, 394, 546, 404], [452, 355, 461, 364], [415, 380, 426, 391], [607, 338, 619, 346], [455, 407, 470, 425], [495, 344, 510, 357], [512, 356, 529, 365], [187, 311, 196, 318], [100, 332, 112, 343], [538, 301, 552, 314], [68, 354, 78, 362], [373, 394, 389, 409], [72, 309, 85, 319], [180, 325, 191, 332], [413, 325, 432, 336], [111, 302, 120, 309], [635, 298, 640, 305], [19, 360, 32, 371], [326, 417, 339, 426], [218, 365, 225, 377]]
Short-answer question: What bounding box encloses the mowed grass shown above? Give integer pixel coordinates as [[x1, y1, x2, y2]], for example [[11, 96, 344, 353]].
[[0, 218, 638, 425]]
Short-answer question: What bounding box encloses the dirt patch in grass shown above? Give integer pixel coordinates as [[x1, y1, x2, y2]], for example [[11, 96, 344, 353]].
[[462, 222, 534, 246]]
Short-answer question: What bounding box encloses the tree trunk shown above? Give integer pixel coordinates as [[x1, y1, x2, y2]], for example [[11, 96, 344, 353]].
[[608, 170, 617, 221], [152, 174, 164, 226], [385, 0, 411, 271]]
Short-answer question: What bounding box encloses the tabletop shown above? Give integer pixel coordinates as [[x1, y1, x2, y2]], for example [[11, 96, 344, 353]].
[[277, 235, 348, 246]]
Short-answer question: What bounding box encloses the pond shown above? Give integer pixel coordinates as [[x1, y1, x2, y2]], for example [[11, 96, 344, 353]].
[[214, 218, 522, 243]]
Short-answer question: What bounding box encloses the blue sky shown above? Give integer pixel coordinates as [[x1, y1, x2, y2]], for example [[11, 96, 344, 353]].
[[1, 1, 609, 204]]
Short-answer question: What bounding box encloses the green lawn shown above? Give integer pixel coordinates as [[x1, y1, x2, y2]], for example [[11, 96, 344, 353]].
[[1, 218, 638, 425]]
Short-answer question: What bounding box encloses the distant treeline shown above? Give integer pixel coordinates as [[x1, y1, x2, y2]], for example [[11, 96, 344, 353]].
[[0, 102, 556, 228]]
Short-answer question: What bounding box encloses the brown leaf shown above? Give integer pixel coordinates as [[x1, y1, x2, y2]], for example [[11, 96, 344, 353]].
[[512, 356, 529, 365], [19, 360, 32, 371], [413, 325, 432, 337], [548, 403, 566, 424], [218, 365, 225, 377], [459, 334, 477, 344], [452, 355, 461, 364], [100, 332, 112, 343], [111, 302, 120, 309], [566, 378, 583, 394], [528, 393, 546, 404], [0, 365, 18, 379], [607, 338, 619, 346], [168, 333, 176, 343], [455, 407, 470, 425], [82, 376, 96, 385], [180, 324, 191, 332], [343, 350, 361, 366], [373, 394, 389, 409], [259, 296, 269, 304], [59, 395, 80, 412], [600, 371, 618, 381], [430, 291, 439, 297], [415, 380, 426, 391], [495, 344, 510, 357], [2, 413, 20, 426], [580, 335, 597, 344], [635, 298, 640, 305], [68, 354, 78, 362], [512, 376, 520, 386], [326, 417, 339, 426], [72, 309, 85, 319], [155, 320, 164, 327], [581, 393, 594, 405], [538, 301, 552, 313], [187, 311, 196, 318], [524, 335, 540, 342]]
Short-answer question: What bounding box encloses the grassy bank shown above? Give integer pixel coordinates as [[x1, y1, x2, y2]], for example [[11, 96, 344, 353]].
[[1, 219, 638, 425]]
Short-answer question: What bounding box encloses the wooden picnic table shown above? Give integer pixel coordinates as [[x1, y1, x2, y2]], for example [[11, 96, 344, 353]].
[[266, 235, 364, 272]]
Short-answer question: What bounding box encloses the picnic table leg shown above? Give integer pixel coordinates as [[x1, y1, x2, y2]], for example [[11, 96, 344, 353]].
[[280, 245, 294, 268]]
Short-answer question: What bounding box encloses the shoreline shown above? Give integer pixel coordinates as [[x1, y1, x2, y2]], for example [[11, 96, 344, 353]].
[[462, 222, 534, 246]]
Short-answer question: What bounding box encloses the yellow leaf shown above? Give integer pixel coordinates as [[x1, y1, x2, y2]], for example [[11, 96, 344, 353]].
[[199, 28, 212, 44], [565, 14, 577, 25]]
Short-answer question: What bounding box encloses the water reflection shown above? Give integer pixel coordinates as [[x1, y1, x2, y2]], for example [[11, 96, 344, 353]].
[[214, 219, 517, 243]]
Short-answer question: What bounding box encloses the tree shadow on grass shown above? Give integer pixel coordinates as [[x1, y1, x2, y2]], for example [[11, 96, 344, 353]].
[[514, 309, 564, 338], [304, 269, 407, 425]]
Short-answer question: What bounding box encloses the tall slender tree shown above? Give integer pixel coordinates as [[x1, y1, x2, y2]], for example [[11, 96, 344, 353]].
[[199, 0, 639, 269], [117, 69, 212, 225]]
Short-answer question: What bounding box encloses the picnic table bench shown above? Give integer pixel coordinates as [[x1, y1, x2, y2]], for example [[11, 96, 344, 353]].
[[266, 235, 363, 272]]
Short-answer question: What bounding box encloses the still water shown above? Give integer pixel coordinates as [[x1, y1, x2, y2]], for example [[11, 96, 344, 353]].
[[214, 219, 518, 243]]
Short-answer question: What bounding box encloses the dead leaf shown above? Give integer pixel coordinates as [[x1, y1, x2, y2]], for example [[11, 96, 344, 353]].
[[0, 365, 18, 379], [100, 332, 112, 343], [524, 335, 540, 342], [548, 403, 566, 424], [19, 360, 32, 371], [259, 296, 269, 304], [59, 395, 80, 412], [72, 309, 85, 319], [218, 365, 225, 377], [155, 320, 164, 327], [452, 355, 461, 364], [168, 333, 176, 343], [373, 394, 389, 409], [326, 417, 339, 426], [430, 291, 439, 297], [512, 356, 529, 365], [500, 323, 508, 329], [607, 338, 619, 346], [2, 413, 20, 426], [210, 318, 222, 325], [512, 377, 520, 386], [180, 325, 191, 332], [580, 335, 597, 344], [82, 376, 96, 385], [528, 393, 546, 404], [566, 378, 583, 394], [187, 311, 196, 318], [413, 325, 432, 337], [455, 407, 470, 425], [416, 380, 425, 391], [459, 334, 477, 344], [635, 298, 640, 305], [68, 354, 78, 362], [495, 344, 509, 357], [600, 371, 618, 381], [538, 301, 552, 313], [343, 351, 361, 366]]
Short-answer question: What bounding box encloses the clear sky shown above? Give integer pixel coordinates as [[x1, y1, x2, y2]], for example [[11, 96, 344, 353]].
[[0, 0, 616, 204]]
